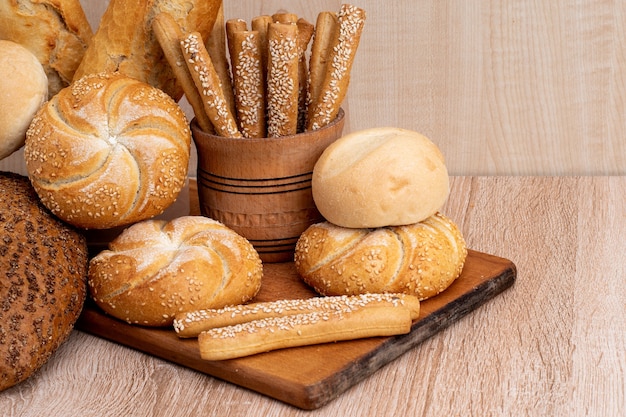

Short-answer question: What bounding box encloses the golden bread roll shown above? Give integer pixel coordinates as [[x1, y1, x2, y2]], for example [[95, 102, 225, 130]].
[[0, 0, 93, 98], [73, 0, 221, 100], [294, 213, 467, 300], [24, 72, 191, 230], [88, 216, 263, 327], [0, 40, 48, 160], [0, 172, 88, 392], [312, 127, 450, 228]]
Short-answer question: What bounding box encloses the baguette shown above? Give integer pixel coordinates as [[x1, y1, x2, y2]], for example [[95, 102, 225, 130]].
[[180, 32, 242, 138], [198, 305, 412, 360], [174, 293, 420, 338], [307, 4, 365, 130]]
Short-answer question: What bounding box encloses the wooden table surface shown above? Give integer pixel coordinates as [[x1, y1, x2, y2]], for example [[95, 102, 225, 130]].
[[2, 176, 625, 416]]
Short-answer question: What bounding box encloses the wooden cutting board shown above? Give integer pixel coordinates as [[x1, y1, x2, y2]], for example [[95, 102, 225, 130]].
[[76, 248, 516, 410]]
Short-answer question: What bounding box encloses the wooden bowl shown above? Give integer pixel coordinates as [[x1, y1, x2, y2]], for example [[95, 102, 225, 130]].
[[191, 109, 345, 263]]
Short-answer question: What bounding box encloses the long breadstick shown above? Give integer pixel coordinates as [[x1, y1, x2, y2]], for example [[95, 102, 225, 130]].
[[181, 32, 242, 137], [307, 5, 366, 131], [295, 18, 315, 132], [266, 22, 300, 137], [230, 30, 267, 138], [198, 305, 412, 360], [152, 13, 214, 133], [205, 3, 237, 119], [225, 18, 247, 63], [251, 15, 272, 77], [174, 293, 420, 338], [307, 11, 337, 122]]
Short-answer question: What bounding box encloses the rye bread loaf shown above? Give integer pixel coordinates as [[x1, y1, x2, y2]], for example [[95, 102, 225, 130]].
[[0, 172, 88, 392]]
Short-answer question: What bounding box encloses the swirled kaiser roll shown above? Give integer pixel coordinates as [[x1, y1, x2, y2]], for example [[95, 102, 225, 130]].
[[24, 72, 191, 230], [294, 213, 467, 300], [312, 127, 450, 228], [0, 172, 88, 392], [88, 216, 263, 327]]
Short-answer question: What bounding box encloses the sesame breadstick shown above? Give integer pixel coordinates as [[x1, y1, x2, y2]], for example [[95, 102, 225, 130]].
[[205, 3, 237, 118], [230, 30, 267, 138], [225, 18, 247, 64], [181, 32, 242, 138], [272, 12, 298, 24], [152, 13, 214, 133], [251, 15, 272, 76], [307, 11, 338, 122], [295, 18, 315, 132], [198, 305, 412, 360], [306, 4, 366, 131], [174, 293, 420, 338], [266, 22, 300, 137]]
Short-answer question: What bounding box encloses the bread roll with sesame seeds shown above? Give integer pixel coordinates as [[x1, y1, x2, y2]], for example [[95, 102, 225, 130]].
[[24, 72, 191, 230], [87, 216, 263, 327], [294, 213, 467, 300]]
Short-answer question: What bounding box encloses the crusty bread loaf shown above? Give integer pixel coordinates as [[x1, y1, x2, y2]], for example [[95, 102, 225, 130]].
[[294, 212, 467, 300], [0, 172, 88, 392], [312, 127, 450, 228], [24, 72, 191, 230], [88, 216, 263, 327], [0, 0, 93, 98], [0, 40, 48, 160], [73, 0, 221, 100]]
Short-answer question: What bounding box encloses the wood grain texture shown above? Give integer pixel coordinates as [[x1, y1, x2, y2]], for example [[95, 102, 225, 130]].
[[2, 176, 625, 416], [2, 0, 625, 174]]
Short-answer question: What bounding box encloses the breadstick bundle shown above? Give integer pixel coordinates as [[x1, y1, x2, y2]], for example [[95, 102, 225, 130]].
[[154, 4, 365, 139], [173, 293, 419, 360]]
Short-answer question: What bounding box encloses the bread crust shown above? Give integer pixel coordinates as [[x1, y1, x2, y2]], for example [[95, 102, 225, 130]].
[[24, 72, 191, 229], [88, 216, 263, 327], [0, 172, 88, 391], [0, 0, 93, 98], [72, 0, 221, 100], [294, 213, 467, 300]]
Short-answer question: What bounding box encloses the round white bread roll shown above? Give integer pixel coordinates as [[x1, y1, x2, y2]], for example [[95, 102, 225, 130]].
[[312, 127, 450, 228], [88, 216, 263, 327], [24, 72, 191, 230], [0, 40, 48, 160], [294, 212, 467, 300]]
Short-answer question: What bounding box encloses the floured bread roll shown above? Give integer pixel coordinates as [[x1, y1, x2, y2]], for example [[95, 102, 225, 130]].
[[88, 216, 263, 327], [294, 213, 467, 300], [0, 0, 93, 98], [24, 72, 191, 230], [0, 40, 48, 160], [312, 127, 449, 228]]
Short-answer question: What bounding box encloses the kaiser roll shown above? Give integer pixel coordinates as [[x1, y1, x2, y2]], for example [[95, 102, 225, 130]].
[[0, 172, 88, 392], [294, 212, 467, 300], [24, 72, 191, 230], [0, 40, 48, 160], [312, 127, 450, 228], [88, 216, 263, 327]]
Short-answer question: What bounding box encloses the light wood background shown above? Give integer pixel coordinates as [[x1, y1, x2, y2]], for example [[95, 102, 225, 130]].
[[2, 0, 625, 175]]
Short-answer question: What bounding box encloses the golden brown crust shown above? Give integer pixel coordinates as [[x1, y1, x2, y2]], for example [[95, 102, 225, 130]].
[[73, 0, 221, 100], [307, 5, 365, 130], [294, 213, 467, 300], [205, 3, 236, 118], [0, 0, 93, 98], [198, 305, 412, 360], [181, 32, 242, 138], [307, 11, 337, 118], [153, 12, 213, 133], [266, 22, 300, 137], [0, 172, 88, 391], [24, 72, 191, 229], [88, 216, 263, 327], [174, 293, 420, 338]]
